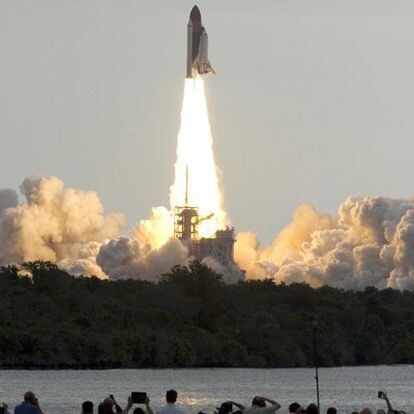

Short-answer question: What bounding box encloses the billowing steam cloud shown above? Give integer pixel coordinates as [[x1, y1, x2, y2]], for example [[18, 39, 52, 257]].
[[0, 176, 124, 268], [4, 175, 414, 289], [97, 237, 188, 281], [235, 197, 414, 290], [0, 176, 124, 278], [0, 176, 187, 281]]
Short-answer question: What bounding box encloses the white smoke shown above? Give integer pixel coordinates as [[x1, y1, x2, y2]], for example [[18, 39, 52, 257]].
[[97, 237, 189, 281], [64, 242, 107, 279], [235, 196, 414, 290], [0, 176, 189, 281], [201, 256, 245, 283], [0, 176, 125, 270], [5, 176, 414, 289], [132, 206, 173, 249]]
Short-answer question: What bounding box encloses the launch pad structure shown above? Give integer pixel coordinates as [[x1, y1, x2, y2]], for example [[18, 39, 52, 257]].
[[174, 203, 237, 268], [173, 167, 244, 281], [174, 203, 239, 271]]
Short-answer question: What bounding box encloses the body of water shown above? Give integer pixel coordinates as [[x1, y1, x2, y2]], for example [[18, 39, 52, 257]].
[[0, 366, 412, 414]]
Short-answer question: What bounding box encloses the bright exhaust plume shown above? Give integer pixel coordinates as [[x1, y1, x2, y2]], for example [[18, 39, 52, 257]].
[[169, 77, 227, 237]]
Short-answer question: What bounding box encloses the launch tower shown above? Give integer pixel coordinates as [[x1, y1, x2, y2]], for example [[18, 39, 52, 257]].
[[174, 167, 244, 281]]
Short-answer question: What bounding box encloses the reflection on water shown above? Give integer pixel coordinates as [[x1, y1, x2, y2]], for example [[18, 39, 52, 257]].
[[182, 395, 212, 408], [1, 367, 413, 414]]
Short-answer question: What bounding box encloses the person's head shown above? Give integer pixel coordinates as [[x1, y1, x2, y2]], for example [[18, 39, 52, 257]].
[[252, 397, 266, 408], [166, 390, 178, 404], [360, 409, 372, 414], [327, 408, 337, 414], [100, 398, 114, 414], [306, 404, 319, 414], [218, 402, 233, 414], [133, 408, 145, 414], [82, 401, 94, 414], [289, 403, 301, 413], [24, 392, 37, 405]]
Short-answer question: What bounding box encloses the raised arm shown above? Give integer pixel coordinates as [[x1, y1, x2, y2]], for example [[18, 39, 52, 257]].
[[382, 392, 394, 413], [228, 401, 246, 411], [262, 397, 281, 411], [145, 396, 154, 414], [122, 396, 133, 414]]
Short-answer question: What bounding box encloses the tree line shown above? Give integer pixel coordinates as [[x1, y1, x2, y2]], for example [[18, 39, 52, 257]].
[[0, 261, 413, 368]]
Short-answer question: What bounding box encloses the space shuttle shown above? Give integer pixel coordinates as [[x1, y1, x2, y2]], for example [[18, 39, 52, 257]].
[[186, 5, 216, 78]]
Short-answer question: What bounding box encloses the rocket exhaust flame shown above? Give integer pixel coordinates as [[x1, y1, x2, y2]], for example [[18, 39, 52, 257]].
[[170, 77, 226, 237]]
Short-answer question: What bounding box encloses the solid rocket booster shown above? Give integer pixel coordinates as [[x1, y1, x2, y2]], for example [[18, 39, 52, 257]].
[[186, 5, 215, 78]]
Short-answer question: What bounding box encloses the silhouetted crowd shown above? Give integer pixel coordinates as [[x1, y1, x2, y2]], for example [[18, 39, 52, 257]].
[[0, 389, 407, 414]]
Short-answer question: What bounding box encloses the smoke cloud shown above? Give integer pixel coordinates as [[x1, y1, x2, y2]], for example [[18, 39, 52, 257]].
[[132, 206, 173, 249], [4, 175, 414, 289], [0, 175, 123, 261], [0, 176, 189, 281], [97, 237, 188, 281], [235, 196, 414, 290], [0, 176, 125, 278]]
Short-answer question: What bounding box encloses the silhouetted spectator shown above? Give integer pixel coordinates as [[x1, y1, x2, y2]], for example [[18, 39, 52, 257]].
[[217, 401, 245, 414], [123, 395, 153, 414], [305, 404, 318, 414], [378, 391, 406, 414], [157, 390, 185, 414], [14, 392, 42, 414], [1, 403, 10, 414], [99, 397, 122, 414], [289, 403, 303, 414], [246, 396, 281, 414], [327, 408, 337, 414], [82, 401, 94, 414]]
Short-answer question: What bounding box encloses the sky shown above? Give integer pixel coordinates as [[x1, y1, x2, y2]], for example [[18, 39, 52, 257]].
[[1, 0, 414, 244]]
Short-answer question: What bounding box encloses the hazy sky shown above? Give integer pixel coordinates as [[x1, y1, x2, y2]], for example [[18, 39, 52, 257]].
[[1, 0, 414, 244]]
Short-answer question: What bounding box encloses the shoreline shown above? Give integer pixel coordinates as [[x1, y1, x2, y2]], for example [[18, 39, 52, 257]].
[[0, 363, 403, 371]]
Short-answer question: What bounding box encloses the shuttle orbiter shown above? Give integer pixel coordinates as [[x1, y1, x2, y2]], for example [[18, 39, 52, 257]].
[[186, 5, 215, 78]]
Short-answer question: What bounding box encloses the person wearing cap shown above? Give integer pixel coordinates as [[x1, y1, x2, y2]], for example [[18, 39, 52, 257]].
[[14, 392, 42, 414], [245, 396, 281, 414]]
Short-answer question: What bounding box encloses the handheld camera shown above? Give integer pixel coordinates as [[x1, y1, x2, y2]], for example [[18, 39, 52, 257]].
[[131, 392, 147, 404]]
